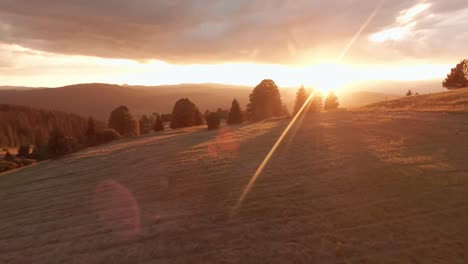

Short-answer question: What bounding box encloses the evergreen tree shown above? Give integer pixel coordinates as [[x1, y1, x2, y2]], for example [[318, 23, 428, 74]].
[[443, 59, 468, 89], [170, 98, 203, 129], [47, 128, 79, 156], [294, 85, 310, 115], [194, 108, 205, 126], [406, 90, 413, 97], [86, 117, 96, 146], [227, 99, 244, 125], [247, 79, 283, 121], [17, 145, 31, 158], [139, 114, 152, 134], [308, 91, 324, 113], [153, 114, 164, 132], [324, 92, 340, 110], [108, 106, 139, 137], [4, 151, 14, 161], [206, 112, 221, 130]]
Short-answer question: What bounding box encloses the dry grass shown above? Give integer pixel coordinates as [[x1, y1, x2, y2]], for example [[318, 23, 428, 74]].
[[361, 88, 468, 112], [1, 112, 467, 263]]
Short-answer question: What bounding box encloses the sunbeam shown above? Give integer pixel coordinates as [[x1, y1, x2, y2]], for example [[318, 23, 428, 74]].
[[231, 1, 383, 216]]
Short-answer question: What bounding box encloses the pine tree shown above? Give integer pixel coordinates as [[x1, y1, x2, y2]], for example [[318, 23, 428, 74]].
[[227, 99, 244, 124], [247, 79, 283, 121], [108, 106, 139, 137], [86, 117, 96, 146], [308, 91, 324, 113], [206, 112, 221, 130], [154, 114, 164, 132], [324, 92, 340, 110], [294, 85, 310, 115], [443, 59, 468, 89]]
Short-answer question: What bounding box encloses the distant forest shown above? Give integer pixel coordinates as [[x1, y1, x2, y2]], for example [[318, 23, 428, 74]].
[[0, 104, 89, 147]]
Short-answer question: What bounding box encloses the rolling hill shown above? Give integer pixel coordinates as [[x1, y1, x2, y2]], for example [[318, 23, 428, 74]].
[[0, 83, 399, 121], [362, 88, 468, 112], [1, 111, 467, 263]]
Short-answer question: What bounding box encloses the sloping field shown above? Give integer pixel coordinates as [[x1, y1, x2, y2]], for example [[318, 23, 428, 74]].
[[1, 111, 467, 263], [362, 88, 468, 112]]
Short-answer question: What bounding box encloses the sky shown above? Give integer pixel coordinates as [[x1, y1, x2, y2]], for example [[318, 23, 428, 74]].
[[0, 0, 467, 90]]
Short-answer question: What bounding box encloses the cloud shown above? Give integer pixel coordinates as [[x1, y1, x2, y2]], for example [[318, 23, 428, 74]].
[[0, 0, 466, 64]]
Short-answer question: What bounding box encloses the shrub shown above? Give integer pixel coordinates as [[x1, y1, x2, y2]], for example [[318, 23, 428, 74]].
[[17, 145, 31, 158], [0, 160, 18, 173], [227, 99, 244, 125], [3, 151, 14, 161], [108, 106, 139, 137], [30, 145, 49, 161], [246, 79, 283, 121], [95, 129, 121, 145], [206, 112, 221, 130]]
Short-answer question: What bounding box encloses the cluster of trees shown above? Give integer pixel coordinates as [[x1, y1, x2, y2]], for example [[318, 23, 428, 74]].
[[0, 104, 88, 147], [292, 85, 340, 115], [443, 59, 468, 89], [1, 78, 341, 173]]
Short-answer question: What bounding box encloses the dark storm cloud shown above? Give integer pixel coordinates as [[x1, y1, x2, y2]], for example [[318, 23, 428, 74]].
[[0, 0, 466, 63]]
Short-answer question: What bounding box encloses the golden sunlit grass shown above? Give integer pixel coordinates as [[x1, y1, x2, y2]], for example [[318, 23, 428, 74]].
[[362, 87, 468, 112]]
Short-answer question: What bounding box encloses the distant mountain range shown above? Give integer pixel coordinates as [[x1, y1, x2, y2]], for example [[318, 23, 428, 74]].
[[0, 80, 443, 121]]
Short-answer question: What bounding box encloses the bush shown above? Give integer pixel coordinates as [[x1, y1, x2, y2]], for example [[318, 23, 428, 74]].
[[0, 160, 18, 173], [4, 151, 14, 161], [206, 112, 221, 130], [95, 129, 121, 145], [30, 146, 49, 161], [17, 145, 31, 158]]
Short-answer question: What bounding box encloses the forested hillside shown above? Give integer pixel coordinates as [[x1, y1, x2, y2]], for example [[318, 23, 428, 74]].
[[0, 104, 88, 147]]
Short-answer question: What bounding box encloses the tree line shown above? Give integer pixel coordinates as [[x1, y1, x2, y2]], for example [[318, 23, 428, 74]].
[[2, 79, 340, 173]]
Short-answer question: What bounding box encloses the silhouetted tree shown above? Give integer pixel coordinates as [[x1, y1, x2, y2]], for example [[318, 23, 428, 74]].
[[108, 106, 139, 137], [406, 90, 413, 97], [170, 98, 203, 129], [17, 145, 31, 158], [247, 79, 283, 121], [3, 151, 14, 161], [47, 128, 79, 156], [443, 59, 468, 89], [216, 108, 229, 120], [308, 91, 324, 113], [161, 113, 172, 123], [139, 114, 152, 134], [194, 108, 205, 126], [294, 85, 310, 115], [227, 99, 244, 125], [95, 129, 121, 145], [206, 112, 221, 130], [324, 92, 340, 110], [86, 117, 96, 146], [153, 114, 164, 132]]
